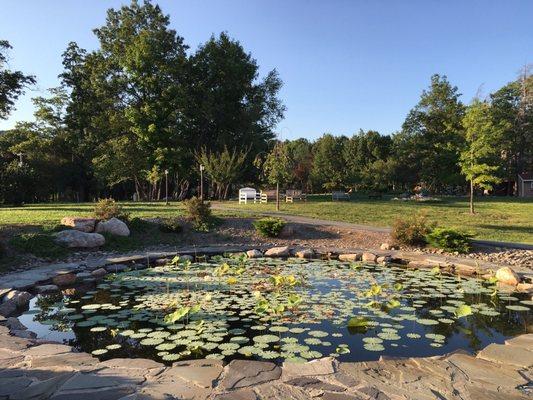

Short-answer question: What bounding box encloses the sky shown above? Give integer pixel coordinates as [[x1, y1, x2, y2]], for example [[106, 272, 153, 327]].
[[1, 0, 532, 140]]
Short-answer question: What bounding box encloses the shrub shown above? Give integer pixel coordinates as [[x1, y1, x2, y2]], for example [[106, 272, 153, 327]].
[[391, 213, 434, 246], [426, 228, 473, 253], [159, 218, 183, 233], [253, 217, 286, 237], [93, 198, 129, 220], [9, 233, 67, 258], [184, 197, 213, 230]]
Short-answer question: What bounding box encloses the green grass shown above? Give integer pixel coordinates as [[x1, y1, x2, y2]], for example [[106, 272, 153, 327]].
[[222, 195, 533, 244]]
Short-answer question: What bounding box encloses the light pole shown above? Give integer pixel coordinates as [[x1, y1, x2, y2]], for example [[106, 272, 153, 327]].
[[164, 169, 169, 205], [199, 165, 205, 202], [17, 152, 24, 167]]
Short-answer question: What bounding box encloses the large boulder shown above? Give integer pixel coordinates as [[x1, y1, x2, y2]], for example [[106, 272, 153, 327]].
[[338, 253, 362, 262], [362, 252, 378, 263], [60, 217, 96, 233], [246, 249, 263, 259], [52, 273, 77, 287], [95, 217, 130, 237], [54, 230, 105, 248], [2, 290, 32, 308], [495, 267, 520, 286], [264, 246, 290, 257], [295, 249, 314, 259]]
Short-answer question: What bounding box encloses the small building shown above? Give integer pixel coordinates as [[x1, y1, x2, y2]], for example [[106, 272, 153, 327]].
[[517, 173, 533, 197]]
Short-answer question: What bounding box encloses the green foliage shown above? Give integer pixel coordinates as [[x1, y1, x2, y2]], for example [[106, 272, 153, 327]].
[[0, 40, 36, 119], [391, 213, 434, 246], [262, 142, 293, 186], [426, 227, 473, 253], [0, 161, 36, 206], [196, 146, 249, 200], [184, 197, 213, 230], [159, 218, 183, 233], [253, 217, 286, 237], [9, 233, 67, 259], [93, 198, 128, 220]]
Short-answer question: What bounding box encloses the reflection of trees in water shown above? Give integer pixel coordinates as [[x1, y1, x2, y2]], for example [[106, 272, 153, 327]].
[[410, 292, 529, 352], [34, 293, 71, 332]]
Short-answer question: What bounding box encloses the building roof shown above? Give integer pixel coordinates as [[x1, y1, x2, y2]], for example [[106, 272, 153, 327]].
[[518, 172, 533, 181]]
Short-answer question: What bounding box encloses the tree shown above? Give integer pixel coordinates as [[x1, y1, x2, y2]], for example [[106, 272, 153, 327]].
[[401, 74, 465, 192], [0, 40, 36, 120], [311, 134, 348, 191], [460, 99, 509, 213], [196, 146, 249, 200], [262, 142, 292, 210]]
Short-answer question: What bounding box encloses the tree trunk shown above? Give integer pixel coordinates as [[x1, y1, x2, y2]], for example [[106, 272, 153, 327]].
[[276, 181, 280, 211], [470, 179, 475, 214]]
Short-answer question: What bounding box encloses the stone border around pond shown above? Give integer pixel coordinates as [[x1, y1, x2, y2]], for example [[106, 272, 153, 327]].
[[0, 245, 532, 399]]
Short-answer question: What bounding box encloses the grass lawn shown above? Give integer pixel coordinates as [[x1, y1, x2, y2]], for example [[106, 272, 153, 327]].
[[224, 195, 533, 244]]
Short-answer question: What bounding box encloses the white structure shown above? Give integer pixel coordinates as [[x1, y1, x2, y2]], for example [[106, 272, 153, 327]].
[[239, 187, 258, 204]]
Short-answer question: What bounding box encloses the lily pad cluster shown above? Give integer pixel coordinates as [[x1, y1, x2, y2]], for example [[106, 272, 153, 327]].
[[25, 255, 531, 364]]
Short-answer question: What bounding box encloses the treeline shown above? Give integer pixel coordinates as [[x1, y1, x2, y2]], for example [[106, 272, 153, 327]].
[[0, 1, 532, 205]]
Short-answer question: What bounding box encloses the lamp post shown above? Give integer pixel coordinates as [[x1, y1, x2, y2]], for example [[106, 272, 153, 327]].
[[199, 165, 205, 202], [164, 169, 169, 205], [17, 152, 24, 167]]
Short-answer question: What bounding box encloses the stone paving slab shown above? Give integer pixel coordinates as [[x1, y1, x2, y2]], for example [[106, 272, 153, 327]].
[[477, 343, 533, 368]]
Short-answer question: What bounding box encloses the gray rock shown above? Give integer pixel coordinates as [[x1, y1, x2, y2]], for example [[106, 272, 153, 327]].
[[95, 218, 130, 237], [295, 249, 314, 259], [53, 273, 77, 286], [91, 268, 107, 278], [11, 329, 37, 339], [264, 246, 290, 257], [76, 272, 92, 280], [246, 249, 263, 258], [168, 359, 223, 388], [54, 230, 105, 248], [23, 343, 73, 357], [104, 264, 129, 273], [0, 376, 32, 396], [36, 284, 59, 294], [10, 373, 73, 400], [2, 290, 32, 308], [219, 360, 281, 390], [6, 317, 27, 330], [283, 357, 335, 377], [60, 217, 96, 233], [52, 386, 134, 400], [0, 299, 18, 317], [286, 376, 346, 392]]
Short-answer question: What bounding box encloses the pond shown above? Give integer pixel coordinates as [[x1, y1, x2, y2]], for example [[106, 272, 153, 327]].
[[20, 255, 532, 365]]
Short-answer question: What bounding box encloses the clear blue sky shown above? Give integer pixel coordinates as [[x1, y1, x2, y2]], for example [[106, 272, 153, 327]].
[[1, 0, 532, 139]]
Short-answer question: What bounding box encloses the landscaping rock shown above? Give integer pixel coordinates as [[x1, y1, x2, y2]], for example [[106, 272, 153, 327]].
[[36, 285, 59, 294], [6, 317, 27, 331], [377, 256, 392, 264], [264, 246, 290, 257], [362, 252, 377, 263], [0, 300, 18, 317], [11, 329, 37, 339], [246, 249, 263, 258], [54, 230, 105, 248], [338, 253, 361, 262], [477, 343, 533, 368], [95, 217, 130, 237], [179, 254, 194, 262], [60, 217, 96, 233], [91, 268, 107, 278], [168, 359, 223, 388], [295, 248, 314, 259], [2, 290, 32, 308], [516, 282, 533, 293], [219, 360, 281, 390], [104, 264, 129, 273], [76, 272, 92, 280], [283, 357, 335, 377], [380, 243, 391, 250], [52, 273, 77, 287], [495, 267, 520, 286]]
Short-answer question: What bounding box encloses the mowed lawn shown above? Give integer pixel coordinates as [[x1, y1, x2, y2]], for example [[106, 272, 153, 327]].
[[226, 195, 533, 244], [0, 196, 532, 243]]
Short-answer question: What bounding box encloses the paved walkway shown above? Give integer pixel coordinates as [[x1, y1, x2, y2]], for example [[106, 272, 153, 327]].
[[212, 204, 533, 250]]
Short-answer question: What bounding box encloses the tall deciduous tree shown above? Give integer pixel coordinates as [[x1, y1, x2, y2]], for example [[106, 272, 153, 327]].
[[460, 99, 509, 213], [401, 74, 465, 191], [262, 142, 292, 210], [0, 40, 35, 120]]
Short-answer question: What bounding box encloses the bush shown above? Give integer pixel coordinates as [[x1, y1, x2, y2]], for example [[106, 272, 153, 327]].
[[426, 228, 473, 253], [253, 217, 286, 237], [93, 198, 129, 220], [184, 197, 213, 230], [391, 213, 434, 246], [159, 218, 183, 233]]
